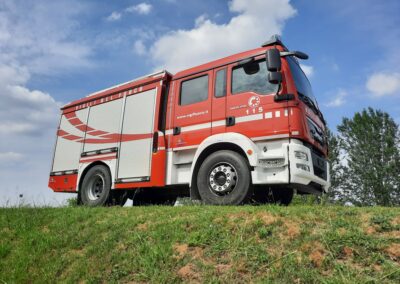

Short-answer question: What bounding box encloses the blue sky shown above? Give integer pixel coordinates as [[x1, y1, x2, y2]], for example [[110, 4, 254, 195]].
[[0, 0, 399, 205]]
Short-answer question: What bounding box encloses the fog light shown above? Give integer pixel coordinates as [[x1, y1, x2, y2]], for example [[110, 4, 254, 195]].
[[295, 151, 308, 161], [296, 163, 310, 172], [259, 158, 285, 168]]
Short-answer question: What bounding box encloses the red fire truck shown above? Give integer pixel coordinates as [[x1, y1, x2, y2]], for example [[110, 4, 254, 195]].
[[49, 35, 330, 206]]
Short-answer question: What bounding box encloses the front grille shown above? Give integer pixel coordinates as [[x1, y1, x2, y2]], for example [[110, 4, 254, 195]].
[[310, 150, 327, 180]]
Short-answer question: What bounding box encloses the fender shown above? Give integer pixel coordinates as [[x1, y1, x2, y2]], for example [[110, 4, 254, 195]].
[[189, 132, 259, 186]]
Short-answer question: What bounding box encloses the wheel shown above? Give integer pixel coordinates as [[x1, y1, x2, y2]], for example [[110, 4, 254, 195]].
[[197, 150, 252, 205], [80, 165, 112, 206], [253, 187, 294, 206]]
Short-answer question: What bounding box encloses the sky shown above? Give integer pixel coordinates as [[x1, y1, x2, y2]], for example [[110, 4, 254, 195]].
[[0, 0, 399, 206]]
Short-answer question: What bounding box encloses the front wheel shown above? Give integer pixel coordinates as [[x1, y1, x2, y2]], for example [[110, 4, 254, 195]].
[[197, 150, 252, 205]]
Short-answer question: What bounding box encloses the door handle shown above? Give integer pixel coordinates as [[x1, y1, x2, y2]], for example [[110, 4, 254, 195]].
[[226, 116, 235, 127], [173, 126, 181, 135]]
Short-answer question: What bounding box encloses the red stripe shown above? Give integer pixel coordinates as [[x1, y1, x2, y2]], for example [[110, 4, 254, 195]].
[[79, 155, 116, 163], [57, 129, 68, 136], [87, 130, 108, 136], [63, 134, 82, 141]]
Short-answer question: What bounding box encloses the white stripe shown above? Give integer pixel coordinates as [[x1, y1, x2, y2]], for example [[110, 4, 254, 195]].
[[251, 134, 290, 141], [265, 112, 273, 119], [158, 147, 166, 151], [212, 119, 226, 128], [173, 145, 199, 151], [236, 113, 263, 123], [181, 122, 211, 132], [165, 111, 280, 136]]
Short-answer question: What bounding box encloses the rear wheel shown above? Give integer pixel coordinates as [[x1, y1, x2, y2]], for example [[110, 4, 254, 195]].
[[197, 150, 252, 205], [80, 165, 112, 206]]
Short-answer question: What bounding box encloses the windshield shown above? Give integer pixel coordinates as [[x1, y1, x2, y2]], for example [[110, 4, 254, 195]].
[[287, 57, 318, 108]]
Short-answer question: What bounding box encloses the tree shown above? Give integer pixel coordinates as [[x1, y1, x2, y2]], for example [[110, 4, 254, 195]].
[[325, 128, 344, 203], [337, 108, 400, 206]]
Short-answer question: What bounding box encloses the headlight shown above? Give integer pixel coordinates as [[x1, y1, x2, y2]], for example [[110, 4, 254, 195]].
[[296, 163, 310, 172], [295, 151, 308, 161]]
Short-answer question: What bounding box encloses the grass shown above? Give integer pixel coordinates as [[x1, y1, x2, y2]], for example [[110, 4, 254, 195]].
[[0, 205, 399, 283]]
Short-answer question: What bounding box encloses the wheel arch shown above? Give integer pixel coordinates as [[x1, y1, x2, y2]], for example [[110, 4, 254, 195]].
[[78, 161, 112, 194], [189, 133, 258, 199]]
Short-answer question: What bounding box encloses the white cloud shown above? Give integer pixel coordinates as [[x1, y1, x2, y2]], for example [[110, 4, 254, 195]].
[[126, 3, 152, 15], [0, 152, 24, 163], [106, 11, 122, 22], [300, 64, 314, 78], [149, 0, 296, 72], [325, 89, 347, 107], [366, 72, 400, 97], [133, 40, 147, 55], [0, 0, 91, 206]]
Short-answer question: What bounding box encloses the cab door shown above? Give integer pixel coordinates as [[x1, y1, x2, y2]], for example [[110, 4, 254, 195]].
[[171, 71, 212, 149], [211, 67, 227, 134], [225, 57, 285, 139]]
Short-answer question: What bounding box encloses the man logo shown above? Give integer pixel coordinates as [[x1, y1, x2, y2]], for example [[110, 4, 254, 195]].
[[248, 96, 260, 108]]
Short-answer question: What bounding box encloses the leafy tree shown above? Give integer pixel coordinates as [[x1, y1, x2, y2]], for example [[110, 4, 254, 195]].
[[325, 128, 344, 203], [337, 108, 400, 206]]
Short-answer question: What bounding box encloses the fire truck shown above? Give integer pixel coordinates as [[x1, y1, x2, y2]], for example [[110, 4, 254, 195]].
[[49, 35, 330, 206]]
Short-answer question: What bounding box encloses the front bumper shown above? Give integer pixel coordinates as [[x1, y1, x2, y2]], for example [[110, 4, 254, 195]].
[[251, 139, 330, 193]]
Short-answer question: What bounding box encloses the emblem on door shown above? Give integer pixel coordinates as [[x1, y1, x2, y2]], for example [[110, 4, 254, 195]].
[[248, 96, 260, 108]]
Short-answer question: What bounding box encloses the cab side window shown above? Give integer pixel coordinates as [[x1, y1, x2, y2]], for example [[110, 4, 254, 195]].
[[214, 69, 227, 98], [180, 75, 209, 105], [231, 59, 277, 95]]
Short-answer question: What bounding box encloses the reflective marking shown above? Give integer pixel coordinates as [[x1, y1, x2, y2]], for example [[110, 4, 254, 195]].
[[284, 109, 288, 116], [265, 112, 273, 119], [173, 145, 199, 151], [212, 119, 226, 128], [236, 113, 263, 123], [251, 134, 290, 141], [275, 111, 280, 118]]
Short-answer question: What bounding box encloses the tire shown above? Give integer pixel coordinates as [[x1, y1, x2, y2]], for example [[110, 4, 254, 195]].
[[80, 165, 112, 206], [197, 150, 252, 205]]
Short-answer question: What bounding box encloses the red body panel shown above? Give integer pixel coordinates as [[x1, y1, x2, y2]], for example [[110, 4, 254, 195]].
[[49, 174, 78, 192]]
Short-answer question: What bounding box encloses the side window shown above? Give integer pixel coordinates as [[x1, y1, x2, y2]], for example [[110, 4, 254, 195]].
[[231, 60, 277, 95], [214, 68, 227, 98], [180, 75, 209, 105]]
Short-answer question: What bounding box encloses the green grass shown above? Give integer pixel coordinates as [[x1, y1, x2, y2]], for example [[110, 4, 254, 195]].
[[1, 205, 399, 283]]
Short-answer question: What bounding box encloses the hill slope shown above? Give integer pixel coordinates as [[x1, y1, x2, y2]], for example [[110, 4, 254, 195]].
[[1, 205, 399, 283]]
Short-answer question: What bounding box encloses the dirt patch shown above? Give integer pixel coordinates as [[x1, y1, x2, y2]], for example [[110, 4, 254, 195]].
[[173, 243, 205, 262], [308, 242, 326, 267], [256, 212, 277, 226], [285, 221, 300, 239], [173, 243, 189, 259], [342, 246, 353, 258], [136, 223, 148, 231], [177, 263, 200, 281], [391, 216, 400, 226], [365, 226, 377, 235], [215, 264, 232, 275], [385, 243, 400, 261]]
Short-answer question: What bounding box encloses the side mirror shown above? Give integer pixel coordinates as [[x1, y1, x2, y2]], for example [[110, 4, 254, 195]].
[[266, 48, 281, 72], [268, 72, 282, 84]]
